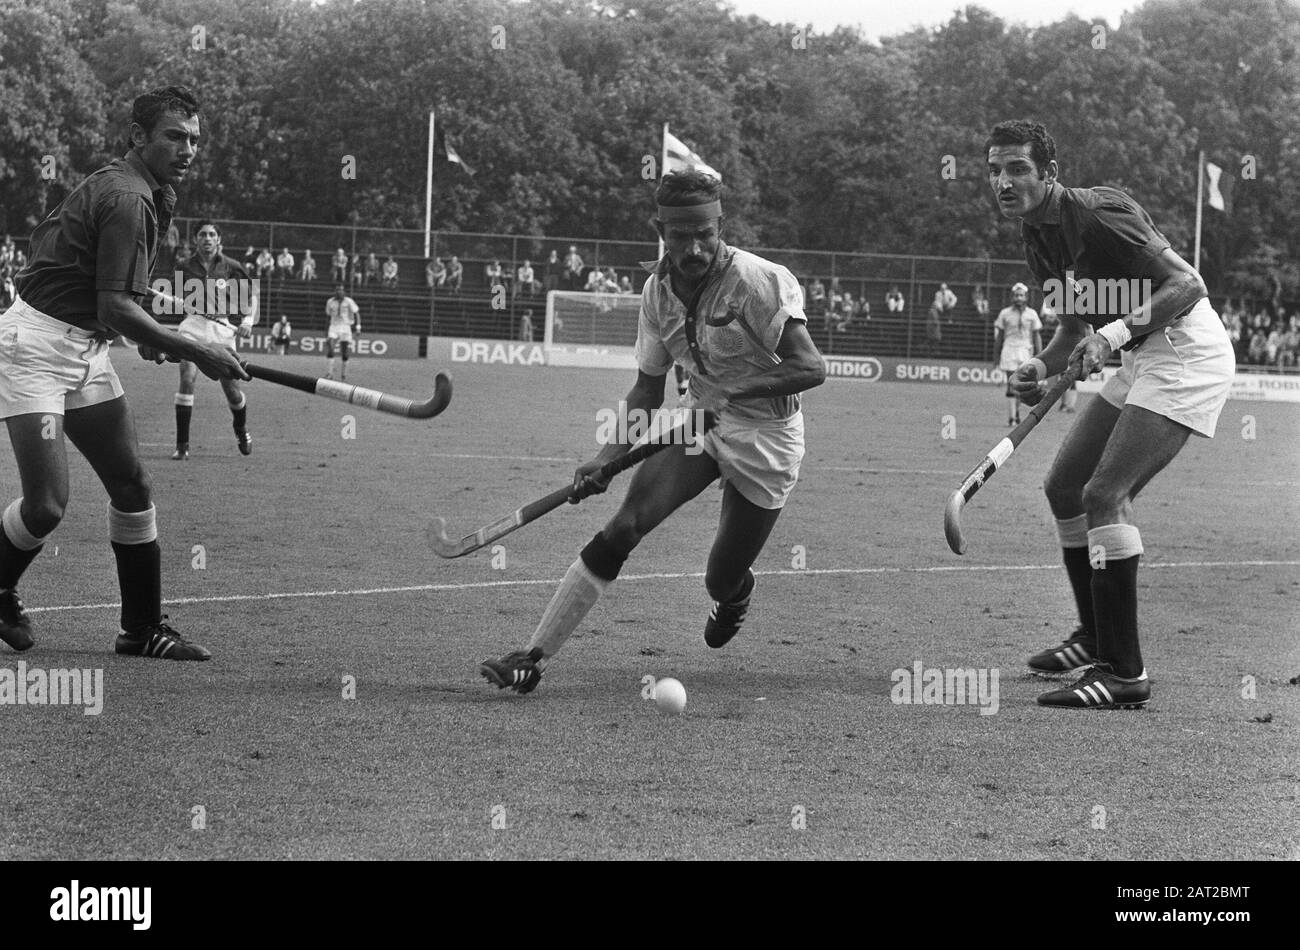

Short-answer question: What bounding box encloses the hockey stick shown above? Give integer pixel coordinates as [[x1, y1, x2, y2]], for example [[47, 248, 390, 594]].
[[428, 417, 705, 558], [243, 362, 452, 419], [147, 286, 451, 419], [944, 367, 1079, 555]]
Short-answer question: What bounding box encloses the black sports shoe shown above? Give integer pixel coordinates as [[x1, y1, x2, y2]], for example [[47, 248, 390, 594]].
[[0, 588, 35, 651], [1037, 665, 1150, 709], [705, 570, 755, 649], [236, 430, 252, 456], [480, 647, 544, 694], [115, 619, 212, 661], [171, 443, 190, 461], [1027, 628, 1096, 675]]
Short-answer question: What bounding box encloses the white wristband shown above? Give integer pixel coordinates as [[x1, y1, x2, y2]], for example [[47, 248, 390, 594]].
[[1097, 320, 1132, 351]]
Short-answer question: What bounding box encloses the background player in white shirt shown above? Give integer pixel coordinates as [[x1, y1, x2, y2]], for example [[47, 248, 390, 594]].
[[993, 282, 1042, 424], [325, 284, 360, 380]]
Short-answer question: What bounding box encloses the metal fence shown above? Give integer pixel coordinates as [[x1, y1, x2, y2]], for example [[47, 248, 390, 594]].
[[173, 217, 1045, 361]]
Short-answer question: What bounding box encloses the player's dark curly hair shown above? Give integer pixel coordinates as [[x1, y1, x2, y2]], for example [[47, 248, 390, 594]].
[[655, 169, 722, 207], [131, 85, 201, 138], [195, 220, 220, 235], [985, 120, 1056, 172]]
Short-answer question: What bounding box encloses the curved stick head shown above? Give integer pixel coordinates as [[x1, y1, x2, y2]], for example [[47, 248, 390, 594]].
[[427, 516, 467, 558], [411, 373, 453, 419], [944, 490, 967, 555]]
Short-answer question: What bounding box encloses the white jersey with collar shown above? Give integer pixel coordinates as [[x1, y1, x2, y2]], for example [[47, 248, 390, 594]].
[[635, 242, 807, 423]]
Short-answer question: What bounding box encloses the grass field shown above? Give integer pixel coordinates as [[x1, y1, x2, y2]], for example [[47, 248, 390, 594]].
[[1, 352, 1297, 860]]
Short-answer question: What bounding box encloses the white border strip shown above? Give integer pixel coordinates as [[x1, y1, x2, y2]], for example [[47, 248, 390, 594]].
[[26, 560, 1300, 614]]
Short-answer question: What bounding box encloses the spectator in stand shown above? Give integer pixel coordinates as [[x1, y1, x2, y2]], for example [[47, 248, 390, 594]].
[[0, 235, 14, 271], [519, 308, 535, 342], [933, 282, 958, 323], [446, 256, 463, 293], [299, 249, 316, 281], [834, 291, 856, 333], [563, 245, 584, 290], [807, 279, 827, 326], [885, 285, 905, 313], [602, 267, 620, 292], [1247, 330, 1267, 365], [618, 274, 633, 294], [1278, 321, 1300, 369], [256, 247, 275, 278], [271, 314, 292, 355], [381, 255, 398, 288], [349, 251, 363, 288], [0, 272, 15, 310], [243, 245, 259, 275], [331, 248, 348, 283], [583, 267, 605, 293], [973, 284, 990, 322], [1265, 325, 1282, 369], [543, 249, 561, 292], [858, 293, 871, 322], [827, 279, 844, 333], [485, 259, 505, 291], [363, 252, 380, 286], [429, 257, 447, 291], [276, 247, 294, 279], [515, 259, 536, 297]]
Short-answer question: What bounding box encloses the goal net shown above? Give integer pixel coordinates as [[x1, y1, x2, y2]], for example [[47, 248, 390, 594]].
[[544, 290, 641, 347]]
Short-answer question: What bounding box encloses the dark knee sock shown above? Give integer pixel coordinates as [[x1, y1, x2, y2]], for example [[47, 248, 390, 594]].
[[175, 394, 194, 444], [0, 499, 46, 589], [1087, 525, 1144, 678], [108, 505, 161, 632], [229, 393, 247, 432], [1056, 515, 1095, 643]]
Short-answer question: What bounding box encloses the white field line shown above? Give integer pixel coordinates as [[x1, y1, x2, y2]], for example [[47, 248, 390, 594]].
[[26, 560, 1300, 614]]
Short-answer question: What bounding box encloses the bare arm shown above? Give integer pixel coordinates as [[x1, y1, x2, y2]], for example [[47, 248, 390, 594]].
[[1068, 248, 1207, 374], [695, 319, 826, 409]]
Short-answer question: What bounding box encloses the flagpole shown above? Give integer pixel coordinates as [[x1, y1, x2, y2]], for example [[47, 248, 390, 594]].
[[424, 109, 435, 260], [658, 122, 668, 261], [1194, 149, 1204, 272]]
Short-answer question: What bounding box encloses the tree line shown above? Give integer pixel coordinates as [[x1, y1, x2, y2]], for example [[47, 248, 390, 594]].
[[1, 0, 1297, 300]]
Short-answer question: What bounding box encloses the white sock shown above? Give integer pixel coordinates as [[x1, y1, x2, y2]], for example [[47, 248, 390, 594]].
[[108, 504, 158, 545], [527, 558, 610, 658], [3, 498, 46, 550]]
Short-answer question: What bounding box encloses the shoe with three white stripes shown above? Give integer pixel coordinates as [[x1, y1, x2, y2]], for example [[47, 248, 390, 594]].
[[1027, 629, 1096, 676], [1037, 665, 1150, 709], [115, 619, 212, 661], [479, 647, 544, 694]]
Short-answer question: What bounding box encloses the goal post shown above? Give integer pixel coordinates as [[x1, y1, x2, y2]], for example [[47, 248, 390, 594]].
[[544, 290, 642, 347]]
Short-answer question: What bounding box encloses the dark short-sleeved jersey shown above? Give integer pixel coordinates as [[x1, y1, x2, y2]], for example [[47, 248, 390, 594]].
[[15, 151, 175, 330], [177, 252, 256, 321], [1020, 183, 1171, 343]]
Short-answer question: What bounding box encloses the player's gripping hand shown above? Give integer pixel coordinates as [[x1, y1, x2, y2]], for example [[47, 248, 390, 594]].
[[137, 344, 172, 365], [236, 323, 253, 340], [1007, 359, 1048, 406], [571, 456, 613, 503], [193, 344, 251, 381], [1068, 333, 1113, 377]]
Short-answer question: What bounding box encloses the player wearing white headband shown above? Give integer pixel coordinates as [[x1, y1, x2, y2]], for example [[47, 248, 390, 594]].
[[992, 282, 1042, 425], [479, 170, 827, 694]]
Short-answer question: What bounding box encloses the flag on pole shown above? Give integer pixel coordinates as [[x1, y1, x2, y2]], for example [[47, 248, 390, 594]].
[[663, 128, 720, 180], [435, 126, 474, 176], [1204, 158, 1231, 213]]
